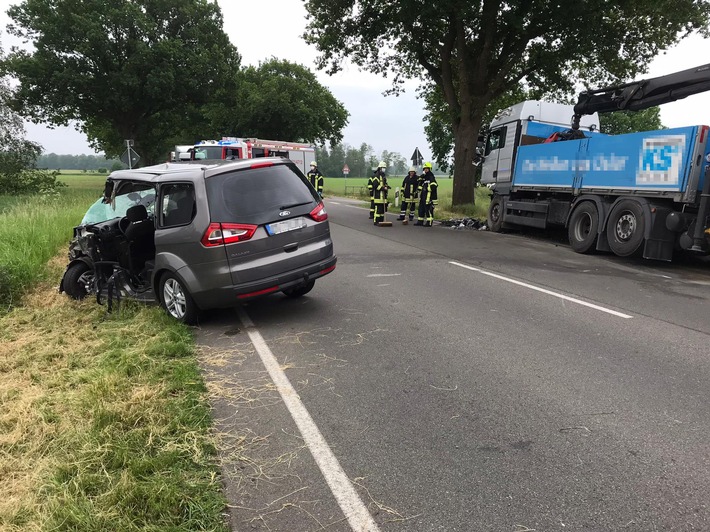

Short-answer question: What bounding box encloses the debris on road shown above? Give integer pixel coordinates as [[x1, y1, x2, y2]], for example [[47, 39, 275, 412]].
[[439, 217, 488, 231]]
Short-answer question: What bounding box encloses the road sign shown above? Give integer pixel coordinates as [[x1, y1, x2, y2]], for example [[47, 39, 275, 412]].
[[120, 148, 141, 169], [411, 147, 423, 167], [342, 164, 350, 175]]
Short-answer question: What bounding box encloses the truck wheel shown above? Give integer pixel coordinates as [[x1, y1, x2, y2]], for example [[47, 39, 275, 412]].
[[606, 199, 645, 257], [568, 202, 599, 254], [282, 280, 315, 298], [159, 273, 199, 324], [488, 196, 504, 233], [63, 262, 94, 300]]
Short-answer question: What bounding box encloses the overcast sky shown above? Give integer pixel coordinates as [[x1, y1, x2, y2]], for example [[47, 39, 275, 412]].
[[2, 1, 710, 162]]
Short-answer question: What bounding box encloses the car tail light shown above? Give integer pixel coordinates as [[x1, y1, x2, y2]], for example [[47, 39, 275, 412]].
[[309, 202, 328, 222], [201, 223, 257, 247], [250, 161, 274, 169], [700, 126, 708, 144]]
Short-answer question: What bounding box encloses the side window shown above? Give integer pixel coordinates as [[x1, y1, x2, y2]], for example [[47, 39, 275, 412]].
[[225, 147, 242, 159], [485, 126, 507, 155], [160, 183, 196, 228]]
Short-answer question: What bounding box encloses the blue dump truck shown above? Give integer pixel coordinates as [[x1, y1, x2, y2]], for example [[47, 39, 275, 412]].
[[482, 64, 710, 261]]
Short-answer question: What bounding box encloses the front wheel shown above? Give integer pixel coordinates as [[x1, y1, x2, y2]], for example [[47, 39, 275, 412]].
[[606, 199, 645, 257], [63, 262, 94, 300], [488, 196, 504, 233], [159, 273, 199, 324], [568, 202, 599, 254], [282, 280, 315, 298]]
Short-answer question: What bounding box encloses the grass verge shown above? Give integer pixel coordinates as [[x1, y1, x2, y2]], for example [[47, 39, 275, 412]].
[[0, 188, 101, 311], [1, 182, 227, 530], [0, 258, 227, 531]]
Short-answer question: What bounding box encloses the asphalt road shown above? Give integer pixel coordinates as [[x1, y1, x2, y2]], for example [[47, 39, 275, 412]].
[[195, 198, 710, 531]]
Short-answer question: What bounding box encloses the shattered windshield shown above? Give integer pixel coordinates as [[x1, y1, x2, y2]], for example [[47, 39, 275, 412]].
[[80, 188, 156, 225]]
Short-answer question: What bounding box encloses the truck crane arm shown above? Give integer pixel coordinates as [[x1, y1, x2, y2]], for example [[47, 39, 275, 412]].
[[572, 63, 710, 130]]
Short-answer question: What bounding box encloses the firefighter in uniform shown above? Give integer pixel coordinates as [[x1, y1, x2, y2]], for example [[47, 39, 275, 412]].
[[397, 166, 418, 223], [367, 169, 376, 219], [415, 162, 438, 227], [307, 161, 324, 197], [372, 161, 389, 225]]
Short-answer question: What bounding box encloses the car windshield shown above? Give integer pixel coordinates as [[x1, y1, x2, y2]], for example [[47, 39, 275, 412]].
[[81, 188, 156, 225]]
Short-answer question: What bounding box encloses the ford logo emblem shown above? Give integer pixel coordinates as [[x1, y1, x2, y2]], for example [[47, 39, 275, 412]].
[[279, 210, 290, 217]]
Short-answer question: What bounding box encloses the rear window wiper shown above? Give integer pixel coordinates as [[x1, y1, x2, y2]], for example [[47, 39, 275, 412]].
[[279, 201, 312, 210]]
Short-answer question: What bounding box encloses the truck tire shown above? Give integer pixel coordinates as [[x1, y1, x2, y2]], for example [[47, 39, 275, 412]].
[[606, 199, 645, 257], [568, 202, 599, 254], [488, 196, 504, 233]]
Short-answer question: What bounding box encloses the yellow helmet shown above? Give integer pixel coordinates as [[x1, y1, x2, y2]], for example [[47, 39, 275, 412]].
[[423, 162, 433, 169], [310, 161, 317, 166], [378, 161, 387, 169]]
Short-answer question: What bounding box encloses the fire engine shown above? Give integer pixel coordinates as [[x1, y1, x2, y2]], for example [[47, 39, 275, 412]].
[[176, 137, 316, 174]]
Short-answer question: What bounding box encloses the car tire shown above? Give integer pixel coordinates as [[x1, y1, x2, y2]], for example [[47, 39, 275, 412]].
[[488, 196, 504, 233], [568, 202, 599, 254], [159, 272, 199, 324], [63, 262, 94, 300], [606, 199, 645, 257], [282, 280, 315, 298]]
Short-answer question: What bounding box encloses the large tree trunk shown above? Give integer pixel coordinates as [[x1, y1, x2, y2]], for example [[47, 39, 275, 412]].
[[451, 113, 483, 207]]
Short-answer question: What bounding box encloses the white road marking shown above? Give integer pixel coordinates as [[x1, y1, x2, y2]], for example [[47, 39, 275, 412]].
[[366, 273, 401, 277], [449, 261, 633, 319], [330, 201, 342, 205], [237, 308, 381, 532]]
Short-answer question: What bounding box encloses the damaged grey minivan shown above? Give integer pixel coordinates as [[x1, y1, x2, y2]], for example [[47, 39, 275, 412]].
[[60, 158, 337, 324]]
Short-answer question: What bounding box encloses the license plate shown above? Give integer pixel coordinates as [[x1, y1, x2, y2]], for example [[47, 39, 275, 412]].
[[265, 217, 307, 236]]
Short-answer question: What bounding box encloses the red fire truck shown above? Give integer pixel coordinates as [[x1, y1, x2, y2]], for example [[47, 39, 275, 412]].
[[182, 137, 316, 174]]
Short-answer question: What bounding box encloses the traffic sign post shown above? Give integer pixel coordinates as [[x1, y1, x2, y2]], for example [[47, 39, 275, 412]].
[[121, 139, 140, 169], [342, 164, 350, 194], [411, 147, 423, 168]]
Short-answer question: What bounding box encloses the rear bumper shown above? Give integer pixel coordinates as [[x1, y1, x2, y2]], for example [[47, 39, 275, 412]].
[[190, 255, 337, 309]]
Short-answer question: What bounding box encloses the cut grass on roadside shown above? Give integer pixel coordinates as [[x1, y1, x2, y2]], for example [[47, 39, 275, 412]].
[[1, 182, 227, 531], [0, 262, 227, 531]]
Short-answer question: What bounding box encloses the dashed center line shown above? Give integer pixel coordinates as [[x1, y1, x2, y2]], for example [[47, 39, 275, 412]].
[[449, 261, 633, 319]]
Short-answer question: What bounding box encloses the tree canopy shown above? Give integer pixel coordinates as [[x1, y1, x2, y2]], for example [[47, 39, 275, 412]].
[[0, 40, 63, 195], [304, 0, 710, 206], [599, 107, 665, 135], [209, 58, 349, 145], [3, 0, 241, 165]]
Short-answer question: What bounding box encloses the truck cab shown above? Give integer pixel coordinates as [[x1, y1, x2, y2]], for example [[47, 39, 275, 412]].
[[481, 101, 600, 187]]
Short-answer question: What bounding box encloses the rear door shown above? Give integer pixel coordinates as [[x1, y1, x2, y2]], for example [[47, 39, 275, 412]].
[[205, 162, 333, 285]]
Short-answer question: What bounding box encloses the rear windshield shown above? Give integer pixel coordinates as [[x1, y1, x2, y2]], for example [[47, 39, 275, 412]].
[[206, 164, 319, 224]]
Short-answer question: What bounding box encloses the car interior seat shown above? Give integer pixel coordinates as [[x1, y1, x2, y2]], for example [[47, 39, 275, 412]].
[[164, 195, 195, 226], [122, 204, 156, 275]]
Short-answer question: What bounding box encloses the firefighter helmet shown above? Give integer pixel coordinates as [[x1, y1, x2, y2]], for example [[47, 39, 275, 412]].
[[423, 161, 433, 169], [378, 161, 387, 169], [310, 161, 317, 167], [408, 166, 416, 172]]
